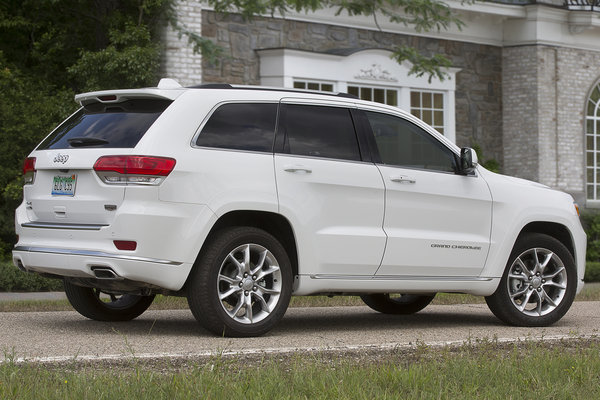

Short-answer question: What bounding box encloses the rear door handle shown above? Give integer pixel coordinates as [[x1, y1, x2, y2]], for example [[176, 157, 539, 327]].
[[284, 164, 312, 173], [390, 175, 416, 184]]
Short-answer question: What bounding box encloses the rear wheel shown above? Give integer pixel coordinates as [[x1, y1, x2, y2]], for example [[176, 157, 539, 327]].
[[64, 280, 155, 321], [360, 293, 436, 314], [187, 227, 293, 337], [485, 233, 576, 326]]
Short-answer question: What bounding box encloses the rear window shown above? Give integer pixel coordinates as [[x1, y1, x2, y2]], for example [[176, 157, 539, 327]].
[[37, 99, 172, 150]]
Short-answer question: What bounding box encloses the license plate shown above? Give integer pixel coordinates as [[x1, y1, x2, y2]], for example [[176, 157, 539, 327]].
[[52, 174, 77, 196]]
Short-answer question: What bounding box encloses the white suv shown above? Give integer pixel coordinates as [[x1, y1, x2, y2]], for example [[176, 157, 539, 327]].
[[13, 79, 586, 337]]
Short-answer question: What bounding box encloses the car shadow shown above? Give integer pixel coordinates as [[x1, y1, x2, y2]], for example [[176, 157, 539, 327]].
[[37, 306, 503, 339]]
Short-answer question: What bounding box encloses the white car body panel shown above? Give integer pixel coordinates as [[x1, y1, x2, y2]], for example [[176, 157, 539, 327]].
[[376, 165, 492, 277], [274, 154, 386, 276], [12, 85, 586, 301]]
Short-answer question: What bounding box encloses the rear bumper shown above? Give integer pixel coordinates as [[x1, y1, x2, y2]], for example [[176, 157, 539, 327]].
[[12, 246, 193, 291], [13, 200, 218, 291]]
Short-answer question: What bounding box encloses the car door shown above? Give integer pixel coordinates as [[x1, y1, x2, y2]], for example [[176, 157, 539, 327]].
[[274, 100, 386, 276], [360, 109, 493, 277]]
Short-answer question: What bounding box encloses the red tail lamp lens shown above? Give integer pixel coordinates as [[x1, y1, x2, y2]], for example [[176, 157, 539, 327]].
[[23, 157, 36, 175], [94, 156, 176, 176], [23, 157, 36, 184], [113, 240, 137, 251]]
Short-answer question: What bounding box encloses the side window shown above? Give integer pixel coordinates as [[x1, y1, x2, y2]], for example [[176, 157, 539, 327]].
[[196, 103, 277, 152], [281, 104, 361, 161], [365, 111, 456, 172]]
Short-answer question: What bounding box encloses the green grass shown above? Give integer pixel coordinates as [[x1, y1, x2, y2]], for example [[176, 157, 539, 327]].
[[1, 340, 599, 399], [1, 282, 599, 313]]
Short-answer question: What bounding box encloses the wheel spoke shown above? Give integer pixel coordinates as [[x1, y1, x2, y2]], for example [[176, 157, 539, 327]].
[[541, 289, 558, 309], [254, 292, 271, 313], [508, 272, 527, 281], [510, 286, 529, 299], [543, 281, 566, 290], [515, 258, 529, 275], [243, 244, 251, 274], [250, 250, 268, 275], [219, 286, 241, 300], [256, 265, 280, 281], [227, 253, 244, 276], [518, 290, 534, 312], [218, 274, 238, 285], [535, 290, 543, 316], [227, 298, 244, 318], [543, 266, 565, 280], [243, 294, 253, 323], [257, 285, 280, 296], [533, 249, 541, 272], [539, 251, 553, 273]]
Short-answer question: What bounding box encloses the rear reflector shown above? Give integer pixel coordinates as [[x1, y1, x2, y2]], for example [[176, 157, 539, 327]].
[[22, 157, 36, 185], [113, 240, 137, 251]]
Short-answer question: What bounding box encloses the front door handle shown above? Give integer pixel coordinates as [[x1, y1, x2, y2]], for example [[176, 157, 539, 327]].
[[390, 175, 416, 184], [284, 165, 312, 174]]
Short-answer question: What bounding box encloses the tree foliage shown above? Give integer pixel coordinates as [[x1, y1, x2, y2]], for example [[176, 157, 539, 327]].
[[0, 0, 171, 256]]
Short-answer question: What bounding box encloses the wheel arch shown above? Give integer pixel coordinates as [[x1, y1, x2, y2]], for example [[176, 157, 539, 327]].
[[518, 221, 575, 260], [188, 210, 299, 283]]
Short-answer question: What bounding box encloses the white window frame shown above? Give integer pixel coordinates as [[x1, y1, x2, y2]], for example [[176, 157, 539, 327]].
[[257, 48, 460, 143], [293, 79, 335, 92], [586, 80, 600, 204]]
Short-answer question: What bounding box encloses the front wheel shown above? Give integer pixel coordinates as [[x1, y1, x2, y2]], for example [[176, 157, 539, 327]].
[[485, 233, 577, 327], [360, 293, 436, 314], [64, 280, 155, 321], [187, 227, 293, 337]]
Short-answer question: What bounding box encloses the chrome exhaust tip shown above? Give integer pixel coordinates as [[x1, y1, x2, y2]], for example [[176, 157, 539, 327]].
[[91, 267, 122, 280]]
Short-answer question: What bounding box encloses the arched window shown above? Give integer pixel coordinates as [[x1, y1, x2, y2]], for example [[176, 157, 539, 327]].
[[586, 81, 600, 201]]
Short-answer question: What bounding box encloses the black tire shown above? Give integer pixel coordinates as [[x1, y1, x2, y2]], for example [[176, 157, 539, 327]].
[[485, 233, 577, 327], [360, 293, 436, 314], [187, 227, 293, 337], [64, 280, 155, 321]]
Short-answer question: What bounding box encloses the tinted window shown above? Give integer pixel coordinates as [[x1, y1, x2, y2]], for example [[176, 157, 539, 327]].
[[196, 103, 277, 152], [37, 99, 172, 149], [282, 104, 361, 161], [366, 111, 456, 172]]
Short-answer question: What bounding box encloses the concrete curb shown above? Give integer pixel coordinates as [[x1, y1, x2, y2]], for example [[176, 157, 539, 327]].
[[0, 292, 66, 302]]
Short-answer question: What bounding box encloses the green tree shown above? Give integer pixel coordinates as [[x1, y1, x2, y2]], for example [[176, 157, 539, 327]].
[[0, 0, 171, 256]]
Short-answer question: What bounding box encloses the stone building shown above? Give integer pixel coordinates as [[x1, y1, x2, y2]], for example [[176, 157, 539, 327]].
[[161, 0, 600, 207]]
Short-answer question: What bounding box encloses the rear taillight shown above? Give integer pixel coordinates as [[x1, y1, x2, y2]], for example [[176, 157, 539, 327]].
[[23, 157, 36, 185], [94, 155, 176, 185]]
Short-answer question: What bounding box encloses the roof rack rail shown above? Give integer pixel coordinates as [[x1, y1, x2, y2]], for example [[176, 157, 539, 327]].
[[186, 83, 358, 100]]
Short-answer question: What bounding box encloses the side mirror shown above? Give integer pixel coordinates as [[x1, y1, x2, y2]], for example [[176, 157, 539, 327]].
[[459, 147, 478, 175]]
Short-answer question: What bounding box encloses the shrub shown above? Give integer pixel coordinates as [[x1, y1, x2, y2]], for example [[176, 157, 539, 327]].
[[0, 261, 63, 292], [580, 211, 600, 262], [585, 262, 600, 283]]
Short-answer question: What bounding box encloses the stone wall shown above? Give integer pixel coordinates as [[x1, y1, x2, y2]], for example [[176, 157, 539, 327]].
[[160, 0, 203, 86], [503, 45, 600, 204], [200, 11, 503, 166]]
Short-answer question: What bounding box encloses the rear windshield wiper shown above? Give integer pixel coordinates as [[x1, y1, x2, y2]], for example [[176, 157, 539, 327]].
[[68, 137, 110, 147]]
